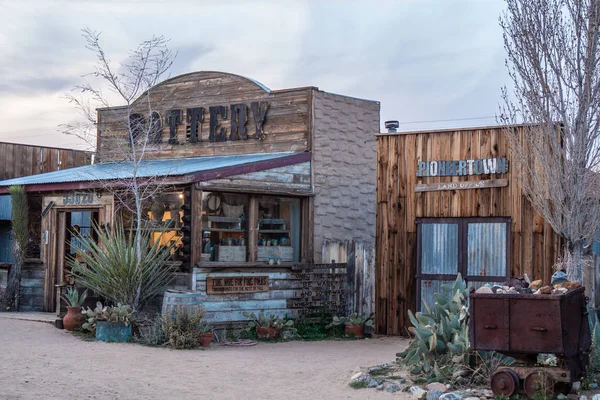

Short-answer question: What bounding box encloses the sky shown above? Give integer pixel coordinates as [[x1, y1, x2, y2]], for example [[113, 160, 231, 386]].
[[0, 0, 509, 150]]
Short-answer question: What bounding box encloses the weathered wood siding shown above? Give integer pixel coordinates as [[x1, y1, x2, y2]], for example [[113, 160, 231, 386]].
[[0, 142, 91, 180], [375, 126, 561, 335], [19, 262, 45, 312], [97, 71, 311, 160], [195, 161, 312, 194]]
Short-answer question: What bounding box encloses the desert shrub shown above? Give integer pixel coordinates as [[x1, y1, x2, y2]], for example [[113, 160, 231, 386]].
[[162, 306, 206, 349], [67, 221, 177, 311], [136, 316, 168, 347]]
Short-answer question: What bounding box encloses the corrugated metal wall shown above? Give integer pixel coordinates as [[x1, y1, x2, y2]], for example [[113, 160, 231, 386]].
[[421, 224, 458, 274], [467, 223, 507, 277]]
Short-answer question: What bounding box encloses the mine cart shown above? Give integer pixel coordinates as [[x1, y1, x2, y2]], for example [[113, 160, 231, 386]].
[[469, 287, 591, 398]]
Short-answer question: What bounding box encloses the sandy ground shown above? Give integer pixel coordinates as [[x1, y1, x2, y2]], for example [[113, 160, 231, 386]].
[[0, 318, 410, 400]]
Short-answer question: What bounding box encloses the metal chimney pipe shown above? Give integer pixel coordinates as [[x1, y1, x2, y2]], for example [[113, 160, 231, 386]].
[[385, 120, 399, 133]]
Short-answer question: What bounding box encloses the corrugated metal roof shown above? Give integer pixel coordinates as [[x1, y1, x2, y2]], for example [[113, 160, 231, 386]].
[[0, 196, 11, 220], [0, 152, 297, 187]]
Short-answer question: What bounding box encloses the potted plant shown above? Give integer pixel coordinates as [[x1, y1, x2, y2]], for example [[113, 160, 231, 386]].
[[326, 313, 374, 339], [62, 287, 88, 331], [199, 323, 213, 347], [88, 303, 135, 342], [242, 311, 295, 340]]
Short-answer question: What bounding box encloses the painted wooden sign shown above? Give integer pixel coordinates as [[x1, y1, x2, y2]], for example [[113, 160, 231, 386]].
[[415, 178, 509, 192], [417, 157, 508, 177], [206, 276, 269, 294], [289, 265, 348, 319]]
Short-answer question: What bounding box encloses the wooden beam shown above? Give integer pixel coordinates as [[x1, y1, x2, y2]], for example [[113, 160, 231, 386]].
[[190, 187, 203, 267], [414, 179, 508, 193]]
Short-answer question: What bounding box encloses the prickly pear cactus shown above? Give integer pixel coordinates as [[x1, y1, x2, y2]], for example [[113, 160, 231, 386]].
[[397, 274, 470, 379]]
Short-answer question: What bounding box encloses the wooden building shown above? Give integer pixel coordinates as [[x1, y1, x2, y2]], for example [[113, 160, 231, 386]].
[[375, 125, 561, 336], [0, 71, 379, 321], [0, 143, 91, 311]]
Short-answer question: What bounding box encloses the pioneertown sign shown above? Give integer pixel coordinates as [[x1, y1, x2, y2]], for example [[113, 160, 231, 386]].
[[415, 157, 509, 192], [417, 157, 508, 177], [130, 101, 270, 145]]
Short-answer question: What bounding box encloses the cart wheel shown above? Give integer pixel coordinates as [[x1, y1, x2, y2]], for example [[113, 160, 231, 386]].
[[491, 369, 519, 397], [523, 370, 554, 399]]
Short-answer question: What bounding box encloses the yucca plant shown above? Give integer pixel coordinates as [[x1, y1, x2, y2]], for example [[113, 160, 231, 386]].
[[67, 221, 177, 311], [397, 274, 470, 382]]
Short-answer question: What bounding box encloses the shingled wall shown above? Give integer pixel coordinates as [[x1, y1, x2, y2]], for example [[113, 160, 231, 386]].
[[312, 91, 380, 262]]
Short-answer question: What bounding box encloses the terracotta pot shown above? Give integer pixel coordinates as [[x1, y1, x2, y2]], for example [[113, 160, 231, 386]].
[[344, 324, 364, 339], [256, 327, 280, 340], [63, 306, 83, 331], [200, 332, 214, 347]]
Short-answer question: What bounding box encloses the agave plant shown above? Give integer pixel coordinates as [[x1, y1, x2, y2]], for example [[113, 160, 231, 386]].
[[397, 274, 470, 380], [67, 221, 177, 311], [62, 287, 88, 307]]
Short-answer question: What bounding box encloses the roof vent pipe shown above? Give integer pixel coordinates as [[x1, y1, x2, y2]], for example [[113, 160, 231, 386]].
[[385, 120, 399, 133]]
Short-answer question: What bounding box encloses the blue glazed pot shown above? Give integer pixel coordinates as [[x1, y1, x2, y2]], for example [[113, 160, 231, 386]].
[[95, 321, 132, 342]]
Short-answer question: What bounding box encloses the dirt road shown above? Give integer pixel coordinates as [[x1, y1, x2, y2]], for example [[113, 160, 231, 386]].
[[0, 318, 409, 400]]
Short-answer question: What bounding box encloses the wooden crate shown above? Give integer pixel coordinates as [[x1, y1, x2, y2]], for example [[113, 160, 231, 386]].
[[216, 245, 246, 262], [257, 246, 294, 262]]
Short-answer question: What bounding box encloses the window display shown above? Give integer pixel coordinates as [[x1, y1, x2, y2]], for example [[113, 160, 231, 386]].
[[202, 192, 248, 262], [257, 196, 300, 263]]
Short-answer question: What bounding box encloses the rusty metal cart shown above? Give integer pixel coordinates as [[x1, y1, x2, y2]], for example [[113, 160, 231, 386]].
[[469, 287, 591, 398]]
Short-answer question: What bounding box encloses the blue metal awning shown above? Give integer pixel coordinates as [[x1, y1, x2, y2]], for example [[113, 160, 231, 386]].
[[0, 196, 11, 220], [0, 152, 311, 193]]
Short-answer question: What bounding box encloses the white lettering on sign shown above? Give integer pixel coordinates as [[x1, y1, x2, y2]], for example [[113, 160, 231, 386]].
[[417, 158, 508, 177]]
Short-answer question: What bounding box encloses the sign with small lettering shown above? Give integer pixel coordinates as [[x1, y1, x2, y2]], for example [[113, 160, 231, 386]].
[[414, 179, 509, 192], [207, 276, 269, 294], [417, 157, 508, 177], [62, 192, 98, 206]]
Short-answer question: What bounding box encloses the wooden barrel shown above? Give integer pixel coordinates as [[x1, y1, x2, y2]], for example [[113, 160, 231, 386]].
[[161, 290, 204, 316]]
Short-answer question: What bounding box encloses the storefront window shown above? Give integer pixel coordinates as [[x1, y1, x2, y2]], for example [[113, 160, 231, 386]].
[[202, 192, 248, 262], [257, 196, 301, 263], [146, 192, 184, 262]]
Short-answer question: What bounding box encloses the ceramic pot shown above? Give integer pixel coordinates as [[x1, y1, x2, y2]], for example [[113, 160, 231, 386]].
[[256, 327, 280, 340], [63, 306, 83, 331], [200, 332, 214, 347], [344, 324, 364, 339]]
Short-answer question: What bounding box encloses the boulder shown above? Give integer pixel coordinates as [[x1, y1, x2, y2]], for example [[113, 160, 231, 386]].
[[426, 383, 448, 393], [475, 286, 493, 294], [529, 280, 543, 291], [409, 386, 427, 399], [427, 389, 443, 400], [440, 392, 463, 400]]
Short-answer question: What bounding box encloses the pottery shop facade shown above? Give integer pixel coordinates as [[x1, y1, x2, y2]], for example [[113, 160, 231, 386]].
[[0, 71, 379, 321], [375, 125, 562, 335]]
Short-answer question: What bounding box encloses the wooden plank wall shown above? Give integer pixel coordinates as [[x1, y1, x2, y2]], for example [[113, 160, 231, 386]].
[[19, 262, 45, 312], [375, 126, 561, 336], [0, 142, 90, 180], [97, 71, 311, 160]]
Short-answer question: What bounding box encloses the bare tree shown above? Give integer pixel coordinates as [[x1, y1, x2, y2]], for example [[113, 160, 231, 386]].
[[499, 0, 600, 283], [63, 29, 177, 305]]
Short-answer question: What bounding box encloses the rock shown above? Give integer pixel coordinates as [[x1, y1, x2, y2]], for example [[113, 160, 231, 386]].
[[590, 382, 598, 389], [573, 381, 581, 392], [376, 384, 384, 390], [439, 392, 463, 400], [367, 379, 381, 388], [551, 271, 568, 286], [540, 285, 553, 294], [426, 383, 448, 393], [552, 287, 568, 295], [580, 396, 588, 400], [591, 394, 600, 400], [409, 386, 427, 399], [350, 372, 370, 382], [464, 397, 480, 400], [556, 395, 568, 400], [475, 286, 493, 294], [385, 383, 404, 394], [529, 280, 543, 291], [563, 281, 581, 290], [482, 390, 494, 398], [427, 389, 443, 400], [492, 285, 503, 293]]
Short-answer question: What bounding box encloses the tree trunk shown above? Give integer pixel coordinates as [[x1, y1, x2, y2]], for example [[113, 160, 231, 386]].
[[566, 240, 586, 283]]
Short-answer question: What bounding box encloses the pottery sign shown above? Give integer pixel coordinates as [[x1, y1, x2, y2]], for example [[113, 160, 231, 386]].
[[206, 276, 269, 294]]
